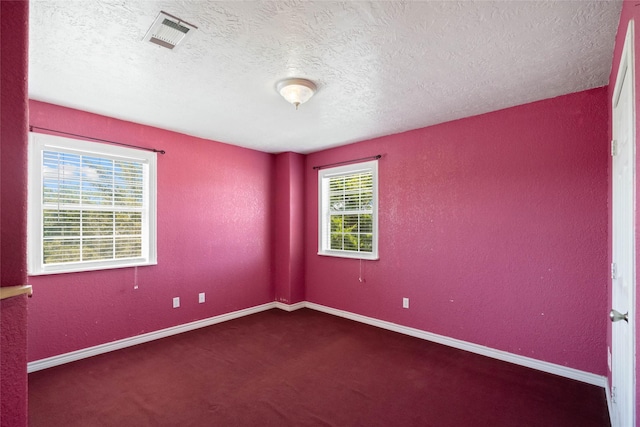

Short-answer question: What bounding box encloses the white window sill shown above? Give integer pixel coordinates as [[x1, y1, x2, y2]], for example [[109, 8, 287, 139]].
[[28, 259, 157, 276], [317, 251, 379, 261]]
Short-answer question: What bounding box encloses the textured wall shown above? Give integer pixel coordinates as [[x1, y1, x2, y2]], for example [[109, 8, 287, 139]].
[[27, 101, 275, 361], [273, 152, 305, 304], [1, 2, 29, 285], [607, 2, 640, 423], [0, 1, 30, 426], [0, 297, 28, 427], [304, 88, 609, 375]]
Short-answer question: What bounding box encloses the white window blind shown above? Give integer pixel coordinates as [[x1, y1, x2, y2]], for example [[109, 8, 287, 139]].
[[28, 133, 157, 275], [318, 160, 378, 260]]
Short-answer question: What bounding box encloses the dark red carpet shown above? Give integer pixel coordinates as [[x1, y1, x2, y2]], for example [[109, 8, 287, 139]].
[[28, 308, 609, 426]]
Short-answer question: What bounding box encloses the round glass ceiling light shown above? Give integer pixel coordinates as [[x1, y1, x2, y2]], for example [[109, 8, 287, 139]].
[[276, 78, 317, 110]]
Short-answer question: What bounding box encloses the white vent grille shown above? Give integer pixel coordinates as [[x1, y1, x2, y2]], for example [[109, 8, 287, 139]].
[[143, 11, 197, 50]]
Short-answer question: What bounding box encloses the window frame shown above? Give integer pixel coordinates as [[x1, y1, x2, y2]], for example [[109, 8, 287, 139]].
[[28, 132, 157, 275], [317, 160, 379, 260]]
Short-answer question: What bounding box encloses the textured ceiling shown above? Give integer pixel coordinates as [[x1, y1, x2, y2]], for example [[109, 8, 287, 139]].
[[29, 1, 622, 154]]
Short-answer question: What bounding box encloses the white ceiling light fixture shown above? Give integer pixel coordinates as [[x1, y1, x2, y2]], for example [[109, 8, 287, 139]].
[[276, 78, 317, 110], [143, 11, 197, 50]]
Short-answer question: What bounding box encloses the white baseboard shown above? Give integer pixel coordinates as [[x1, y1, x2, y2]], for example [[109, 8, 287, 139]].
[[27, 302, 276, 373], [28, 299, 608, 391], [605, 378, 616, 426], [304, 302, 607, 388], [274, 301, 306, 312]]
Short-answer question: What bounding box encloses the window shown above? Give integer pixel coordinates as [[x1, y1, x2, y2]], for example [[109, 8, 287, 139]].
[[28, 133, 157, 275], [318, 160, 378, 260]]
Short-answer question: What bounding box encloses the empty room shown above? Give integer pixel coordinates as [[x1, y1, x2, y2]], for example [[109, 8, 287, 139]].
[[1, 1, 638, 426]]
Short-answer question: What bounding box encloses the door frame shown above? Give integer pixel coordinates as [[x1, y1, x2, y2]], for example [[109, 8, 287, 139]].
[[610, 19, 637, 427]]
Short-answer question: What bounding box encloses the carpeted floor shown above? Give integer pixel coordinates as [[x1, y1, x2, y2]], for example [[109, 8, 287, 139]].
[[28, 308, 609, 426]]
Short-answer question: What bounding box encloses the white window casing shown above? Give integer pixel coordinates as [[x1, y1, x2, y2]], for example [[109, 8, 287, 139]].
[[28, 133, 157, 275], [318, 160, 378, 260]]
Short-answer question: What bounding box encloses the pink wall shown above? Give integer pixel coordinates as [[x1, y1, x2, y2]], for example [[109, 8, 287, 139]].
[[0, 298, 28, 427], [305, 88, 609, 376], [0, 1, 30, 425], [273, 152, 305, 304], [12, 5, 618, 420], [608, 2, 640, 423], [27, 101, 275, 361]]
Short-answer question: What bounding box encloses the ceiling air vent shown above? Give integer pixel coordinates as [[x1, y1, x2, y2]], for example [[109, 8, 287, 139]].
[[143, 11, 197, 50]]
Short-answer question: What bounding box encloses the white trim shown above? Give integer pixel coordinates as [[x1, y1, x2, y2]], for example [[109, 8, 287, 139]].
[[610, 19, 637, 427], [28, 132, 157, 275], [274, 301, 306, 312], [606, 378, 615, 427], [28, 299, 608, 390], [27, 302, 276, 373], [317, 160, 379, 260], [304, 302, 607, 388]]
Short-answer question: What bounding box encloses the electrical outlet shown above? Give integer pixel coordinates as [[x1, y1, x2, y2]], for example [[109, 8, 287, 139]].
[[198, 292, 205, 303], [173, 297, 180, 308], [402, 297, 409, 309]]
